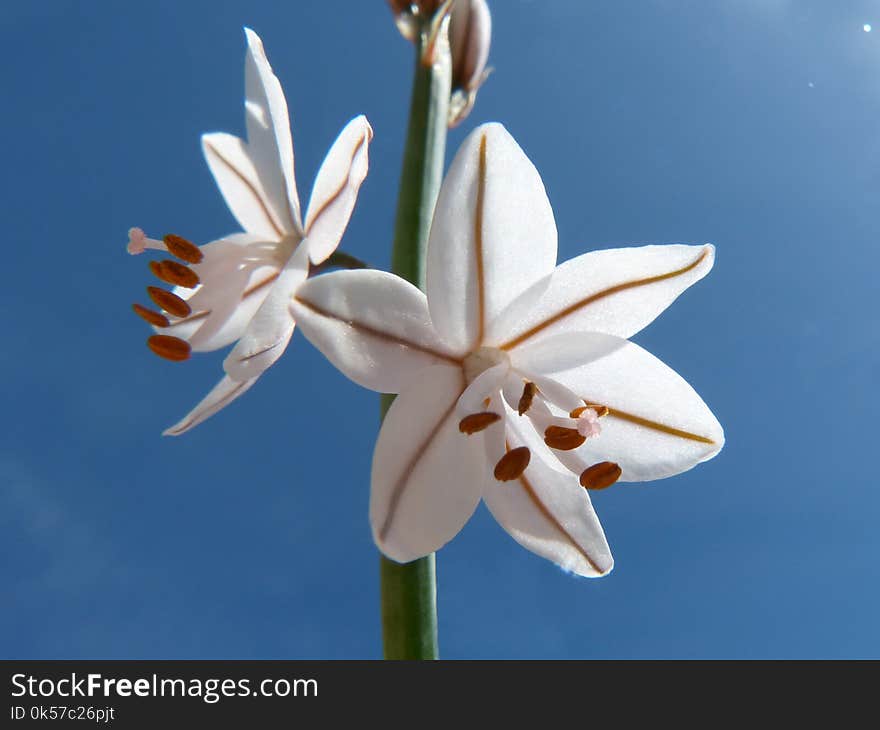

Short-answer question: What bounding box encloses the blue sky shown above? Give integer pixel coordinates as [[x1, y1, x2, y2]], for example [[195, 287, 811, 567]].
[[2, 0, 878, 658]]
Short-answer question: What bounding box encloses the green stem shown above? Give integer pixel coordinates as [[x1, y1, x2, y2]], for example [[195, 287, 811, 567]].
[[380, 16, 451, 661], [389, 19, 451, 291]]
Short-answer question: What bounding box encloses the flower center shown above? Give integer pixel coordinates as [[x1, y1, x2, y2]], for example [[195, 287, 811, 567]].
[[274, 232, 303, 267], [462, 346, 510, 385]]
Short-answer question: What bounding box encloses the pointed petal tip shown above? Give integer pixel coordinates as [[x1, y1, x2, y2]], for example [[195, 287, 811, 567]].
[[559, 547, 614, 578], [584, 555, 614, 578], [349, 114, 373, 140], [302, 114, 374, 264], [701, 418, 725, 459], [472, 120, 507, 135], [701, 242, 715, 267], [243, 26, 262, 50]]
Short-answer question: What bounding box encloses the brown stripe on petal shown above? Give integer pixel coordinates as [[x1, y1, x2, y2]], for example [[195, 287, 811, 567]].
[[132, 303, 169, 328], [473, 133, 488, 348], [377, 384, 465, 543], [150, 259, 200, 288], [147, 335, 191, 361], [163, 234, 203, 264], [516, 469, 607, 575], [517, 381, 538, 416], [304, 133, 368, 234], [458, 411, 501, 434], [583, 400, 716, 444], [293, 295, 462, 366], [500, 248, 711, 352], [147, 286, 192, 318], [202, 139, 289, 238], [544, 425, 586, 451], [494, 446, 531, 482], [579, 462, 622, 491]]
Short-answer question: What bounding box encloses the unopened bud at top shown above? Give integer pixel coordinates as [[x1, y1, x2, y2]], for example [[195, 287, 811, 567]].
[[449, 0, 491, 95], [387, 1, 446, 42], [448, 0, 492, 127], [387, 0, 492, 126]]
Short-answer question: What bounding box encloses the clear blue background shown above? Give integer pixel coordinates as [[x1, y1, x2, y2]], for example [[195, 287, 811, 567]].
[[2, 0, 877, 658]]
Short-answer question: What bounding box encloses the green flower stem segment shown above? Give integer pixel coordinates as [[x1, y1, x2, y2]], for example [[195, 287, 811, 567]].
[[380, 16, 452, 661]]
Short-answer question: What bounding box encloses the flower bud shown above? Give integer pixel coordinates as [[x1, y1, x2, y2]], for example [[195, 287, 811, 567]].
[[387, 1, 446, 41], [448, 0, 491, 127], [387, 1, 491, 125]]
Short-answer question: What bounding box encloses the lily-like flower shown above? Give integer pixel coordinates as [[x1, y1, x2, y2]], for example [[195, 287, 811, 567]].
[[290, 123, 723, 576], [127, 29, 372, 435]]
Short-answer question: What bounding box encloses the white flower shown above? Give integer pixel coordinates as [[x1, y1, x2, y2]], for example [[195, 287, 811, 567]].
[[290, 123, 723, 576], [128, 28, 372, 435]]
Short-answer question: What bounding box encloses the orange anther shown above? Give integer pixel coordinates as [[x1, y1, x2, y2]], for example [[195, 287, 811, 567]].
[[149, 260, 200, 288], [579, 462, 622, 491], [163, 234, 203, 264], [132, 303, 169, 328], [459, 412, 501, 434], [147, 286, 192, 318], [517, 381, 538, 416], [543, 425, 586, 451], [570, 404, 609, 419], [494, 446, 531, 482], [147, 335, 191, 362]]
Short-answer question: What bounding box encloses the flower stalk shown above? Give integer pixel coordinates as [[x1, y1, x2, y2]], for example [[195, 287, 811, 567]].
[[380, 11, 452, 660]]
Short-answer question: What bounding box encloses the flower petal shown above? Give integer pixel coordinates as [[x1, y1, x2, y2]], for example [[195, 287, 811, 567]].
[[159, 235, 279, 352], [426, 123, 557, 352], [456, 361, 508, 417], [371, 364, 486, 563], [496, 244, 714, 351], [303, 116, 372, 265], [202, 132, 288, 241], [510, 330, 627, 375], [222, 244, 310, 381], [483, 407, 613, 577], [163, 374, 258, 436], [290, 269, 461, 393], [243, 28, 302, 233], [543, 333, 724, 481]]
